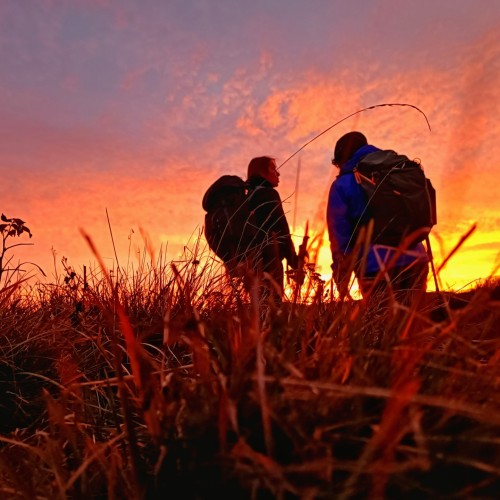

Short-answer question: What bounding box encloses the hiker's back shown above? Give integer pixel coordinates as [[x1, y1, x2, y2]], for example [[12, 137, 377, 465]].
[[327, 132, 434, 300], [202, 175, 257, 270], [354, 149, 437, 247]]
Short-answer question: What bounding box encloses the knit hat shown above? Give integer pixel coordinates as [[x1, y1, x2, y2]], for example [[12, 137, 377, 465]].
[[333, 131, 368, 166]]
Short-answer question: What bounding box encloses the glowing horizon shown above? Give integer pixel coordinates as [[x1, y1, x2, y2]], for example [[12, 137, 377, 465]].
[[1, 1, 499, 292]]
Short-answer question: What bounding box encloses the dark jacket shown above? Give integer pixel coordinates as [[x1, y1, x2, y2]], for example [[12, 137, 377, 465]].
[[327, 144, 428, 278], [247, 176, 298, 269]]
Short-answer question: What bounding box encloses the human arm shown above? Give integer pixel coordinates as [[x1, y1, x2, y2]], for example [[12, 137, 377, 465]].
[[327, 178, 356, 297], [252, 187, 298, 268]]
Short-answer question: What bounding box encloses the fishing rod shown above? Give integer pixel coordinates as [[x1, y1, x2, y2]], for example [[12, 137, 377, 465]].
[[278, 102, 431, 170], [285, 102, 432, 240]]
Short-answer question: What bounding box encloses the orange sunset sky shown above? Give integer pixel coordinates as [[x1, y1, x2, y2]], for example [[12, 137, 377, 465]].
[[1, 0, 499, 292]]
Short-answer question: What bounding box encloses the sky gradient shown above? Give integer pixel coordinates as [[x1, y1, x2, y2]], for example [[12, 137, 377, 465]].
[[1, 0, 499, 291]]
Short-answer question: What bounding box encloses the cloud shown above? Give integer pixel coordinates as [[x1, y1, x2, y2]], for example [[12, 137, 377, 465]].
[[1, 1, 499, 287]]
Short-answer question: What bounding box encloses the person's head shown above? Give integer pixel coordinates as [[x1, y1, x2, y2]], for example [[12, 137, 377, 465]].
[[332, 131, 368, 169], [247, 156, 280, 187]]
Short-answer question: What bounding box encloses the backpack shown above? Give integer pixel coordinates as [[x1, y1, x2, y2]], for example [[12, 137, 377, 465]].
[[202, 175, 257, 266], [353, 149, 437, 247]]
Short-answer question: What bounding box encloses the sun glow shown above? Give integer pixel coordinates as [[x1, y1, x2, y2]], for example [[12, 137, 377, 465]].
[[291, 223, 500, 297]]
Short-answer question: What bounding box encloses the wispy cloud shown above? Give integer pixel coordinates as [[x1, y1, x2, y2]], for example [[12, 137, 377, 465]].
[[1, 0, 499, 287]]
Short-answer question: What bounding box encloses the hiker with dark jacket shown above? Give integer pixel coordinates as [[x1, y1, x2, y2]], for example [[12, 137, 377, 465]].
[[327, 131, 429, 301], [247, 156, 298, 302]]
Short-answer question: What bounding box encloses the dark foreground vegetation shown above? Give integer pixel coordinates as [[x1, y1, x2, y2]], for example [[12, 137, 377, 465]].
[[1, 238, 500, 499]]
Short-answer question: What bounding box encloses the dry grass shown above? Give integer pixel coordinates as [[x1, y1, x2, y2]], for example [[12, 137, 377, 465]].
[[0, 235, 499, 499]]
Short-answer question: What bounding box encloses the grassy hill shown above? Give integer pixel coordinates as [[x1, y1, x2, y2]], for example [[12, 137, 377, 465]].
[[0, 254, 499, 498]]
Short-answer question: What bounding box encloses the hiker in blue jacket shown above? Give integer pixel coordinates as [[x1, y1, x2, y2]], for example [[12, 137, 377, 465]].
[[327, 131, 429, 301]]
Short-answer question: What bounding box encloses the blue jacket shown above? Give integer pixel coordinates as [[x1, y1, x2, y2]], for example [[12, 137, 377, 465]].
[[327, 144, 428, 276]]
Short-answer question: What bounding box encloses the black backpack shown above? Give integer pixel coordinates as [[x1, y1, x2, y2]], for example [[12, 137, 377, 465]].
[[202, 175, 257, 266], [353, 150, 437, 247]]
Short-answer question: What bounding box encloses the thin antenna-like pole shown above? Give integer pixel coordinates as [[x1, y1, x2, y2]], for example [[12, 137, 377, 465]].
[[83, 264, 88, 290], [106, 208, 121, 273], [425, 236, 440, 294], [292, 156, 301, 235]]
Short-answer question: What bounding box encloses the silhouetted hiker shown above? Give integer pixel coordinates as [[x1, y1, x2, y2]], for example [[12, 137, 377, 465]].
[[246, 156, 298, 303], [327, 131, 433, 304]]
